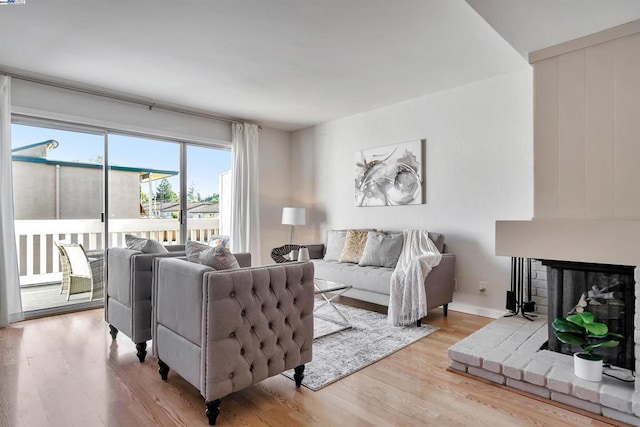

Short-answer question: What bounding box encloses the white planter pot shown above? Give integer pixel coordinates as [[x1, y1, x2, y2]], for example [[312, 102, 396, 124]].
[[574, 353, 603, 382]]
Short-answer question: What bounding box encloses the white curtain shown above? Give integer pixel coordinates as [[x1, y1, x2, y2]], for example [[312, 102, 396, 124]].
[[230, 123, 261, 265], [0, 75, 23, 327]]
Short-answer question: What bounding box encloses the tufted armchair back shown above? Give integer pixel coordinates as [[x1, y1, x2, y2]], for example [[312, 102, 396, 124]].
[[152, 258, 314, 405]]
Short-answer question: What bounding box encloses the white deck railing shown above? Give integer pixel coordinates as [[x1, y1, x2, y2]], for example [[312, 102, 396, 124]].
[[15, 218, 220, 284]]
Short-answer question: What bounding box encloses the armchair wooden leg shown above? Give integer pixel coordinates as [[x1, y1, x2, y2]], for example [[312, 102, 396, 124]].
[[109, 325, 118, 340], [443, 304, 448, 317], [205, 399, 221, 426], [158, 359, 170, 381], [136, 342, 147, 363], [416, 319, 422, 327], [294, 365, 305, 387]]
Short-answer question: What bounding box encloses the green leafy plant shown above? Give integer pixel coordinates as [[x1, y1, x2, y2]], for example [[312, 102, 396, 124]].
[[552, 311, 622, 361]]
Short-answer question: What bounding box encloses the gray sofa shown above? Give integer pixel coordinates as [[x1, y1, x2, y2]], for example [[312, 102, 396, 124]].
[[106, 244, 251, 362], [305, 231, 455, 318], [152, 258, 314, 425]]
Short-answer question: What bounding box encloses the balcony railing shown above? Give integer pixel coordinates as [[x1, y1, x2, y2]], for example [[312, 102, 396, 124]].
[[15, 218, 220, 286]]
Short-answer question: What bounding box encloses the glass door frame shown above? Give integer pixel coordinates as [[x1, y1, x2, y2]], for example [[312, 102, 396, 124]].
[[12, 115, 231, 318]]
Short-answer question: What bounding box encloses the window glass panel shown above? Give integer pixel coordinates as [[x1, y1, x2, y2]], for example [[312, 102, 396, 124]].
[[186, 145, 231, 243], [107, 133, 181, 245]]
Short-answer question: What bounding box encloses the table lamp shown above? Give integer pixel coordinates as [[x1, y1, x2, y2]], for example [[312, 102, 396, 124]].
[[282, 207, 306, 243]]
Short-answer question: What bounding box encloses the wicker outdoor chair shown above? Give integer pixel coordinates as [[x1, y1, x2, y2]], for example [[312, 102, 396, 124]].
[[54, 241, 95, 301]]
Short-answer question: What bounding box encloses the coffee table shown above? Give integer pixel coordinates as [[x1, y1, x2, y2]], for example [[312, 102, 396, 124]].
[[313, 279, 353, 338]]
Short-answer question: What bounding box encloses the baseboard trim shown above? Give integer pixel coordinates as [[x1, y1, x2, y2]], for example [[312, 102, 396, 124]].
[[447, 301, 507, 319]]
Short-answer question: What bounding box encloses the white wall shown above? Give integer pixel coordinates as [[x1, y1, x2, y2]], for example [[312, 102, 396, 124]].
[[291, 68, 534, 316], [257, 126, 292, 264]]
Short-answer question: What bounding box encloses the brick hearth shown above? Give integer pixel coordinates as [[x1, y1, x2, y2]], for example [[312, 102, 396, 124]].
[[448, 314, 640, 426]]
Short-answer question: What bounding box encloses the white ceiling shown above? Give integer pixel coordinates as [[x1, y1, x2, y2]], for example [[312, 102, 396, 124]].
[[0, 1, 638, 131], [466, 0, 640, 58]]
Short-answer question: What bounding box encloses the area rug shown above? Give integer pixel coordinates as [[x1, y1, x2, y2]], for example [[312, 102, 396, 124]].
[[282, 301, 438, 390]]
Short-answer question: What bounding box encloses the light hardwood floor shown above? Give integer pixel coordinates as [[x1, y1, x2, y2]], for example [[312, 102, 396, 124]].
[[0, 301, 620, 426]]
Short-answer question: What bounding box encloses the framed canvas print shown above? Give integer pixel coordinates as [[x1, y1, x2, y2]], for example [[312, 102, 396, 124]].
[[355, 139, 425, 207]]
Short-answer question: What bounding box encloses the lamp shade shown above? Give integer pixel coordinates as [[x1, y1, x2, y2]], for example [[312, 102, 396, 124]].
[[282, 207, 306, 226]]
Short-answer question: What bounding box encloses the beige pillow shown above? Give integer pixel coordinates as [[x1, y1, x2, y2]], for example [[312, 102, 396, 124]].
[[338, 230, 369, 263], [125, 234, 168, 254], [186, 241, 240, 270]]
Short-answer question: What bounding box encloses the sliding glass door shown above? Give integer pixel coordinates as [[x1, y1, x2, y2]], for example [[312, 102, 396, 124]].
[[11, 118, 231, 317], [11, 121, 105, 314]]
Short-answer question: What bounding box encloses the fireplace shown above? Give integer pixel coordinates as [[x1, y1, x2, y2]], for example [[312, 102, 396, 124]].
[[449, 256, 640, 424], [542, 260, 636, 371]]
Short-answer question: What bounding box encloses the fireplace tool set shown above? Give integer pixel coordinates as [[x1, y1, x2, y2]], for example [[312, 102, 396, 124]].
[[506, 257, 536, 321]]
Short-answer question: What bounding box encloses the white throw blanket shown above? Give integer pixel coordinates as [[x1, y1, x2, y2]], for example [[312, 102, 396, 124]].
[[388, 230, 442, 326]]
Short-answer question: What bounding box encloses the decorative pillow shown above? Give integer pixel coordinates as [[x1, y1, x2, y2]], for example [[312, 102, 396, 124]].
[[208, 235, 230, 248], [186, 240, 210, 262], [186, 241, 240, 270], [208, 238, 224, 247], [338, 230, 369, 263], [323, 230, 348, 261], [359, 232, 404, 268], [125, 234, 168, 254]]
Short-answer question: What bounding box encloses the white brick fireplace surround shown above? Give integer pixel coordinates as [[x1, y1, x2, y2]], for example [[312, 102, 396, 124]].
[[448, 265, 640, 426]]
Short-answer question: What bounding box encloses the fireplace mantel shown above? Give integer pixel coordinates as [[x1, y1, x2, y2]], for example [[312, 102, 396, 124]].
[[495, 219, 640, 267]]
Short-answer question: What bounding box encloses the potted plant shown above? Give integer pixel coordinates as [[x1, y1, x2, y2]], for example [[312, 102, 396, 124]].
[[552, 311, 622, 382]]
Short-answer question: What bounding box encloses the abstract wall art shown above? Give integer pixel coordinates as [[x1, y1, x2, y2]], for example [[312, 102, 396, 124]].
[[354, 139, 424, 207]]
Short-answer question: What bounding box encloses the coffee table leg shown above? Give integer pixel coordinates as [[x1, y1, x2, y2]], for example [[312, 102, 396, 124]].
[[314, 286, 352, 337]]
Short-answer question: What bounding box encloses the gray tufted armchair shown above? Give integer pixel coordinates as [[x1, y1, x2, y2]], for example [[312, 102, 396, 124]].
[[152, 258, 314, 426], [106, 245, 187, 362]]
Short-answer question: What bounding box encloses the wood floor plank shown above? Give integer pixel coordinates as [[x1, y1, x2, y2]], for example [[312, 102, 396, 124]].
[[0, 304, 624, 426]]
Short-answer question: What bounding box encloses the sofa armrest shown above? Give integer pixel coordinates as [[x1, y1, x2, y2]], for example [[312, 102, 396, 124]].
[[303, 243, 325, 260], [154, 258, 214, 350], [201, 262, 315, 401], [233, 252, 252, 268], [131, 251, 187, 302], [107, 247, 142, 306], [425, 253, 456, 311]]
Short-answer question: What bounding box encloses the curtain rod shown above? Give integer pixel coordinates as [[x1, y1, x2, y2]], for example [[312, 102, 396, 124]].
[[1, 69, 262, 129]]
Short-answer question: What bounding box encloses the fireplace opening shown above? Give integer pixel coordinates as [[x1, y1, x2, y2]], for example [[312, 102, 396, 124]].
[[542, 260, 635, 371]]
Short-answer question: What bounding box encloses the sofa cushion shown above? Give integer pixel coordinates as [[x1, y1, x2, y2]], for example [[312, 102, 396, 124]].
[[324, 230, 348, 261], [186, 241, 240, 270], [125, 234, 168, 254], [338, 229, 369, 263], [377, 230, 445, 254], [359, 231, 404, 268]]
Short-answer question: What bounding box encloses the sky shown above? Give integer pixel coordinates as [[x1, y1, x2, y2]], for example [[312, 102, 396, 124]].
[[11, 123, 231, 198]]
